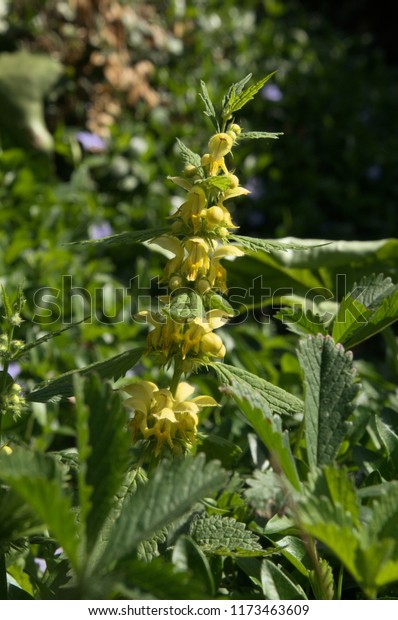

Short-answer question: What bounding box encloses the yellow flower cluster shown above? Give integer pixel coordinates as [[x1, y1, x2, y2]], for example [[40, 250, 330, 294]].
[[125, 122, 249, 457], [123, 381, 217, 455], [138, 308, 228, 370]]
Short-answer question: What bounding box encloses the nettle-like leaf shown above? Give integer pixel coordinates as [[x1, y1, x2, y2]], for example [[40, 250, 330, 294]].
[[211, 364, 301, 490], [275, 307, 329, 337], [223, 72, 277, 118], [297, 335, 359, 467], [245, 470, 289, 514], [176, 138, 203, 172], [74, 374, 131, 554], [199, 80, 219, 131], [240, 131, 283, 140], [202, 175, 232, 191], [332, 273, 398, 348], [27, 346, 145, 402], [15, 318, 87, 359], [137, 528, 168, 563], [211, 362, 304, 417], [99, 454, 226, 568], [69, 227, 170, 247], [297, 470, 398, 596], [230, 234, 327, 254], [0, 447, 80, 570], [190, 514, 263, 556]]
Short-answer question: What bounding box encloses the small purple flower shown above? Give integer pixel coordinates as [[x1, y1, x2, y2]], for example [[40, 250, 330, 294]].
[[245, 177, 265, 200], [76, 131, 107, 152], [7, 362, 21, 379], [89, 221, 113, 240], [34, 558, 47, 574], [261, 84, 283, 102]]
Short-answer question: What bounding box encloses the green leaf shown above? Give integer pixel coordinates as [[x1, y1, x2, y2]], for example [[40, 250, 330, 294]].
[[211, 364, 301, 490], [223, 72, 277, 117], [27, 346, 145, 402], [68, 227, 170, 247], [16, 318, 87, 359], [210, 362, 304, 416], [245, 470, 289, 513], [0, 447, 80, 570], [74, 374, 130, 554], [332, 274, 398, 348], [176, 138, 203, 171], [275, 308, 329, 337], [240, 131, 283, 140], [222, 73, 252, 111], [1, 284, 13, 321], [168, 289, 205, 321], [116, 556, 209, 599], [99, 454, 226, 567], [190, 514, 263, 555], [261, 559, 307, 600], [172, 535, 215, 595], [202, 176, 232, 191], [230, 234, 329, 254], [297, 335, 359, 467], [199, 80, 218, 131], [308, 557, 335, 600]]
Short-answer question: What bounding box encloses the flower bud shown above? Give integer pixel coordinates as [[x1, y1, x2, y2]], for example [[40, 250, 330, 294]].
[[227, 173, 239, 188], [169, 275, 183, 290], [171, 220, 184, 234], [183, 164, 198, 177], [206, 206, 224, 226], [230, 123, 241, 135], [208, 133, 234, 160], [197, 278, 211, 295], [201, 153, 212, 167], [200, 332, 226, 358], [218, 227, 229, 238]]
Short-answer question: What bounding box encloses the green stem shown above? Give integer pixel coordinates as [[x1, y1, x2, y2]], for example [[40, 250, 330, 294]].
[[0, 552, 8, 600], [336, 564, 344, 601], [170, 356, 183, 397]]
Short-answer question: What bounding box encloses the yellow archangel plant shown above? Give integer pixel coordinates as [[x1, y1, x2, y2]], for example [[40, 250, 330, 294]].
[[122, 73, 282, 459]]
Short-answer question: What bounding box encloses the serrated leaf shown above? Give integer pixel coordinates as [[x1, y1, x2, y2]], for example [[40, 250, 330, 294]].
[[366, 481, 398, 543], [223, 72, 277, 117], [0, 447, 80, 570], [74, 374, 130, 554], [176, 138, 203, 171], [275, 308, 329, 337], [308, 557, 335, 600], [27, 346, 145, 402], [15, 318, 87, 359], [222, 74, 252, 109], [210, 362, 304, 416], [261, 559, 307, 600], [240, 131, 283, 140], [99, 454, 226, 567], [190, 514, 262, 554], [137, 528, 168, 563], [211, 364, 301, 490], [245, 470, 289, 513], [297, 335, 359, 467], [332, 274, 398, 348], [230, 234, 329, 254], [199, 80, 218, 131], [68, 227, 170, 247]]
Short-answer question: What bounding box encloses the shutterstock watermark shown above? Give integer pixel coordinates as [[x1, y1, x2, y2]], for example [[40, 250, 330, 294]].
[[31, 274, 367, 326]]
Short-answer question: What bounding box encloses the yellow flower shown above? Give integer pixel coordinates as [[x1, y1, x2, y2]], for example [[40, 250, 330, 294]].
[[208, 133, 234, 160], [123, 381, 218, 455], [182, 237, 211, 281], [181, 309, 228, 360], [207, 244, 245, 292]]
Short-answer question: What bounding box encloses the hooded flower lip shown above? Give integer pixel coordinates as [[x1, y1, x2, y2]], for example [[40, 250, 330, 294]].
[[123, 380, 218, 455]]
